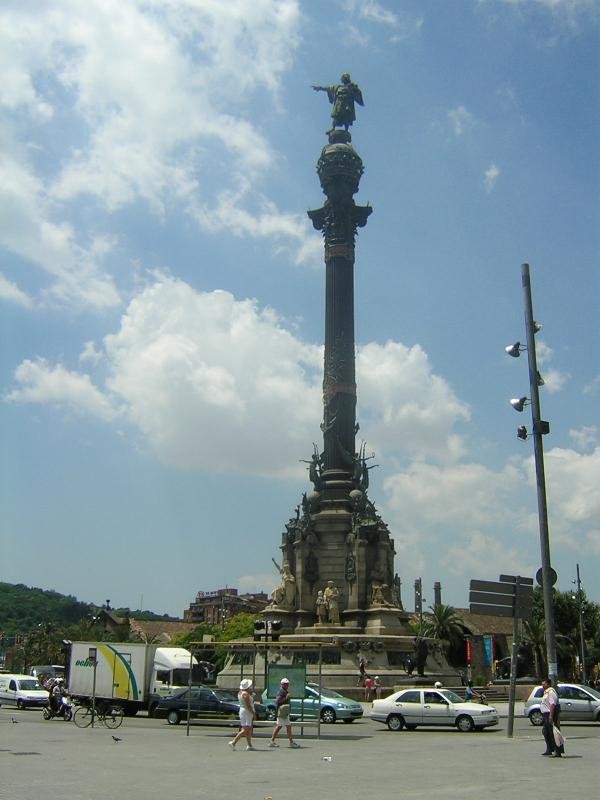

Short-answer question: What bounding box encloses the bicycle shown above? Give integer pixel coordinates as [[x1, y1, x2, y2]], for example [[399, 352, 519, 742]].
[[73, 702, 124, 729]]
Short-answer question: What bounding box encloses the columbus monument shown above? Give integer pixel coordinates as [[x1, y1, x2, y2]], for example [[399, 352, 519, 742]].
[[260, 75, 441, 683], [221, 75, 447, 687]]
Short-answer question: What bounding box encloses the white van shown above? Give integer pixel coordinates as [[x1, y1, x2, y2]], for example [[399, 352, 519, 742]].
[[0, 673, 49, 709]]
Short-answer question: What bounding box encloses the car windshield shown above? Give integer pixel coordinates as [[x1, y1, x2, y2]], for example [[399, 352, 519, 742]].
[[213, 690, 237, 701], [439, 690, 463, 703], [19, 680, 42, 690], [582, 685, 600, 699], [307, 684, 344, 698]]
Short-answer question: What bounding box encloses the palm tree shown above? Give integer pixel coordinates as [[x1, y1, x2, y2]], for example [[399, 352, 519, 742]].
[[424, 603, 464, 647], [523, 617, 546, 679]]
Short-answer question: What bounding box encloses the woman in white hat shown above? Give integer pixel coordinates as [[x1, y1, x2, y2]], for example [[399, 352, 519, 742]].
[[228, 678, 256, 750]]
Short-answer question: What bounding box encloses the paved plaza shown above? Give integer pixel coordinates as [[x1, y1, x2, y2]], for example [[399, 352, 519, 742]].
[[1, 705, 597, 800]]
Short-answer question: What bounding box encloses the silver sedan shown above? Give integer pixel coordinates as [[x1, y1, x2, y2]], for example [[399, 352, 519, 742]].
[[370, 687, 499, 732]]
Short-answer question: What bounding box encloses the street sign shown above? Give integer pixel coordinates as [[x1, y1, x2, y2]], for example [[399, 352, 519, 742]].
[[468, 576, 533, 620], [470, 580, 517, 595], [499, 574, 534, 585], [469, 603, 516, 618]]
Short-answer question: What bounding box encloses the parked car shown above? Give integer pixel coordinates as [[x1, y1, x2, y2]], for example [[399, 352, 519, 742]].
[[261, 683, 363, 724], [523, 683, 600, 725], [154, 686, 267, 725], [0, 674, 49, 709], [370, 687, 499, 732]]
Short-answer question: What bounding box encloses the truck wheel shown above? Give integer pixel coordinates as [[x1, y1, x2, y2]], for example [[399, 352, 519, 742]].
[[167, 710, 181, 725]]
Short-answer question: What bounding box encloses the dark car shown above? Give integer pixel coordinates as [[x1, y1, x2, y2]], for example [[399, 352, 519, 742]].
[[154, 686, 267, 725]]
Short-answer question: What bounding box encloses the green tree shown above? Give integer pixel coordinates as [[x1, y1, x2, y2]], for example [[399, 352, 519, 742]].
[[523, 616, 546, 680]]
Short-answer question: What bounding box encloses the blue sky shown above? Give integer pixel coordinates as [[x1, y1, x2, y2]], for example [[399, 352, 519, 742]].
[[1, 0, 598, 617]]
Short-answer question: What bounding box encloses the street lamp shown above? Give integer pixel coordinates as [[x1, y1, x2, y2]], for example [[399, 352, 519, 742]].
[[572, 564, 587, 683], [505, 263, 558, 685]]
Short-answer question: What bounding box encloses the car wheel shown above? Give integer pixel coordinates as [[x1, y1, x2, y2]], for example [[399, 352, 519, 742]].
[[167, 710, 181, 725], [17, 700, 25, 710], [456, 715, 475, 732], [320, 707, 337, 724], [528, 709, 544, 726], [267, 706, 277, 721], [386, 714, 405, 732], [148, 703, 158, 718]]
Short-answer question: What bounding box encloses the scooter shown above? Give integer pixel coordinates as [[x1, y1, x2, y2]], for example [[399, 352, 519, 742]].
[[42, 694, 73, 721]]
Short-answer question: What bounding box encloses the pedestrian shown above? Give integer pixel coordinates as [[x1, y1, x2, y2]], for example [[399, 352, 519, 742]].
[[228, 678, 256, 751], [357, 656, 366, 686], [540, 678, 563, 758], [464, 680, 480, 702], [269, 678, 300, 748], [373, 675, 382, 699], [364, 675, 374, 702]]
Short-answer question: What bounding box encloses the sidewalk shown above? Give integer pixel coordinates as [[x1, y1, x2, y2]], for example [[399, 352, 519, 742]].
[[2, 706, 595, 800]]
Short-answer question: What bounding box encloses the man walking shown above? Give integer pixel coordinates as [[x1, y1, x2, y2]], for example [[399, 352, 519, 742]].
[[269, 678, 300, 749], [540, 678, 563, 757]]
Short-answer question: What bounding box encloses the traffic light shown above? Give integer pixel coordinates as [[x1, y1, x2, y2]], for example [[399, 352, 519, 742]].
[[414, 578, 422, 614], [270, 620, 282, 642], [253, 620, 265, 641]]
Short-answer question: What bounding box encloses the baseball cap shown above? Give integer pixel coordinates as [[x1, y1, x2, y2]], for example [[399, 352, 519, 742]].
[[280, 677, 290, 684]]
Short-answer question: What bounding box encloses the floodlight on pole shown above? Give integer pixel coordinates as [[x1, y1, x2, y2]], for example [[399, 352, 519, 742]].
[[510, 397, 530, 412], [505, 342, 525, 358]]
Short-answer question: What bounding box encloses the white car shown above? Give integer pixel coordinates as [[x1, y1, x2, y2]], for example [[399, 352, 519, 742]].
[[523, 683, 600, 725], [370, 687, 499, 732]]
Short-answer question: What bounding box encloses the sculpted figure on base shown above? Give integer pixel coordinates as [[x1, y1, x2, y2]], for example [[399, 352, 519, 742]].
[[315, 590, 328, 624], [269, 561, 296, 610], [312, 73, 364, 133], [323, 580, 341, 625]]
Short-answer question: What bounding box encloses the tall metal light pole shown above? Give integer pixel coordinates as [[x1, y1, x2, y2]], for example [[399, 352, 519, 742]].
[[521, 262, 558, 685], [574, 563, 587, 683]]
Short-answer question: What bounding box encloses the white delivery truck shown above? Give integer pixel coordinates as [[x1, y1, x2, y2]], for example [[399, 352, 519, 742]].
[[65, 641, 203, 716]]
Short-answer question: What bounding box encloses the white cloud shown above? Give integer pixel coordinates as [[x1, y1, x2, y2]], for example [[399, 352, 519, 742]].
[[79, 341, 103, 366], [5, 358, 119, 421], [345, 0, 423, 40], [0, 153, 120, 310], [569, 425, 598, 451], [484, 163, 500, 193], [543, 446, 600, 524], [448, 105, 474, 136], [102, 276, 322, 476], [533, 340, 570, 392], [194, 180, 322, 266], [6, 276, 473, 477], [238, 573, 279, 595], [0, 272, 32, 308], [357, 341, 470, 463], [583, 374, 600, 395], [0, 0, 307, 312], [360, 1, 400, 27], [443, 531, 534, 583]]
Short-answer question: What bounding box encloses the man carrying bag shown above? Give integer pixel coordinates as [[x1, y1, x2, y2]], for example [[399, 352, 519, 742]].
[[269, 678, 300, 749]]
